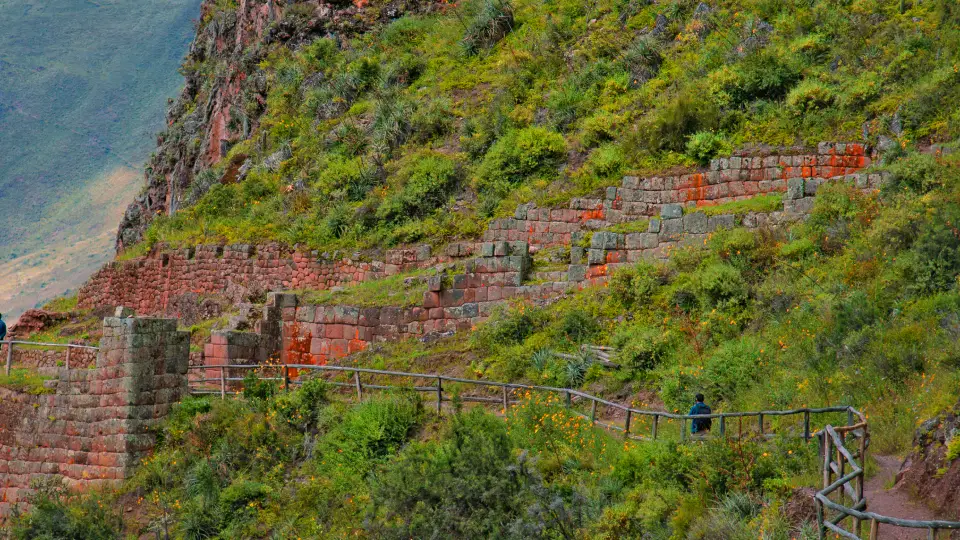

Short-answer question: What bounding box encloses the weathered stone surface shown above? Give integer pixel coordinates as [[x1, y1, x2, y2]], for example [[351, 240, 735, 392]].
[[0, 318, 189, 517], [683, 212, 708, 234]]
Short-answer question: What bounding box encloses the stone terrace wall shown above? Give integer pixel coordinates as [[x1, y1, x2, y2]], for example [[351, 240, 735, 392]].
[[0, 318, 189, 517], [76, 143, 873, 319], [203, 163, 890, 369], [77, 243, 460, 316], [484, 142, 875, 248]]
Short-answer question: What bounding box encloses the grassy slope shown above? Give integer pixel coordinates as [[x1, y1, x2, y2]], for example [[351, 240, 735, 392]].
[[0, 0, 201, 320], [140, 0, 960, 255]]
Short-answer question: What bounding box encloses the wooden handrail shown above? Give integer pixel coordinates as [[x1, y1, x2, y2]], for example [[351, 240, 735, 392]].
[[4, 340, 99, 350]]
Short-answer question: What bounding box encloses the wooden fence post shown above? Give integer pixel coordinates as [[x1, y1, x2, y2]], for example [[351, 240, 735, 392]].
[[804, 411, 811, 441], [816, 497, 826, 540], [758, 413, 764, 436], [65, 346, 71, 370], [354, 371, 362, 401], [564, 391, 571, 408], [719, 415, 726, 438], [502, 386, 509, 412], [220, 367, 226, 400], [5, 341, 12, 376], [283, 365, 290, 391], [624, 410, 632, 439], [590, 399, 597, 424], [681, 418, 687, 442], [869, 518, 878, 540], [436, 376, 443, 414], [822, 431, 832, 490], [651, 414, 658, 440]]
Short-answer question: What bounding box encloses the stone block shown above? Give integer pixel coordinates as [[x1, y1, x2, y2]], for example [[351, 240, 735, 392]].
[[587, 249, 606, 265], [683, 212, 708, 234], [786, 177, 805, 200], [648, 218, 661, 233], [570, 246, 586, 264], [707, 214, 736, 231], [659, 217, 683, 241], [661, 204, 683, 219], [605, 186, 618, 200]]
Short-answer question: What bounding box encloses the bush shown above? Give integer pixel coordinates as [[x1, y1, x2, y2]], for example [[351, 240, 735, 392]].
[[609, 262, 660, 307], [377, 152, 460, 223], [8, 478, 122, 539], [702, 338, 765, 402], [697, 263, 749, 309], [367, 409, 548, 538], [612, 325, 672, 372], [474, 127, 565, 210], [685, 131, 727, 164], [786, 79, 835, 114], [640, 92, 718, 153], [726, 50, 801, 106], [559, 310, 600, 343], [461, 0, 515, 55]]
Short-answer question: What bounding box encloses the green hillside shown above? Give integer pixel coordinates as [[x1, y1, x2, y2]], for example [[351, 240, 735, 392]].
[[136, 0, 960, 253], [11, 0, 960, 537], [0, 0, 200, 319]]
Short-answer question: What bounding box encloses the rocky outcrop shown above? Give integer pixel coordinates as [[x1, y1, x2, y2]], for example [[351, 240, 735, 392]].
[[896, 402, 960, 518], [116, 0, 439, 251]]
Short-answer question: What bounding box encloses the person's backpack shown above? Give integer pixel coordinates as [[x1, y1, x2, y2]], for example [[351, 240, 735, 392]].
[[693, 403, 712, 433]]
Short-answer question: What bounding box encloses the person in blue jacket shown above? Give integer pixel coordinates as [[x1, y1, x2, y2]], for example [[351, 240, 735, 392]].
[[0, 313, 6, 342], [689, 393, 712, 434]]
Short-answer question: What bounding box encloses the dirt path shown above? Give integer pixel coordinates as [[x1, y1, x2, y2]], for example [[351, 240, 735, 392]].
[[863, 455, 942, 540]]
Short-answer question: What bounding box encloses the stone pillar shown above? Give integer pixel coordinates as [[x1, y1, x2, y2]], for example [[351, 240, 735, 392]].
[[0, 317, 189, 517]]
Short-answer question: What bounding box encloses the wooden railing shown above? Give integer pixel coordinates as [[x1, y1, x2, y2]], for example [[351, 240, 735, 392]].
[[2, 340, 100, 375], [816, 421, 960, 539], [188, 363, 855, 442]]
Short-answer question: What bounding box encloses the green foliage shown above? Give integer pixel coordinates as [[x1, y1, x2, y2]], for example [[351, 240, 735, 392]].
[[725, 50, 801, 106], [0, 369, 55, 395], [474, 127, 566, 211], [461, 0, 515, 55], [7, 479, 122, 540], [368, 409, 543, 538], [377, 152, 460, 223], [786, 80, 836, 114], [685, 131, 728, 164]]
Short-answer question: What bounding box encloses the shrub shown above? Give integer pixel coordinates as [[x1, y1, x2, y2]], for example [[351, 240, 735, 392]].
[[559, 310, 600, 343], [609, 262, 660, 307], [8, 478, 122, 539], [367, 409, 549, 538], [377, 153, 460, 223], [461, 0, 515, 55], [471, 303, 545, 351], [697, 263, 749, 309], [886, 152, 960, 195], [702, 338, 764, 402], [640, 92, 718, 153], [270, 378, 329, 431], [612, 325, 671, 372], [786, 80, 835, 114], [474, 127, 565, 209], [726, 50, 801, 106], [685, 131, 727, 164]]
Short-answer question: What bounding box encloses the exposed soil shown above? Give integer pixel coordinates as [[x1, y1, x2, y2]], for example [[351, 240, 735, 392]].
[[863, 454, 951, 540]]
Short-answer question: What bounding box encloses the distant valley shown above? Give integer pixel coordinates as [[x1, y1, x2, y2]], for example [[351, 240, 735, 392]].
[[0, 0, 201, 322]]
